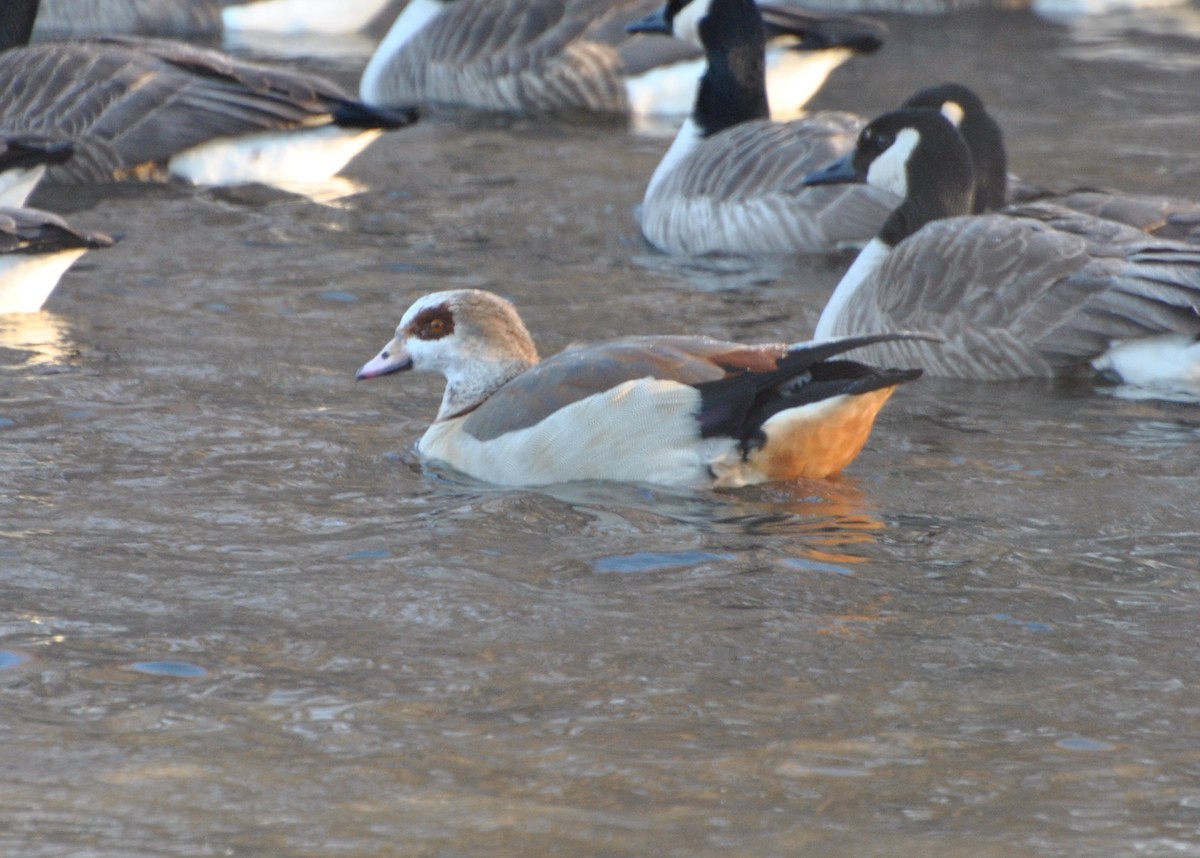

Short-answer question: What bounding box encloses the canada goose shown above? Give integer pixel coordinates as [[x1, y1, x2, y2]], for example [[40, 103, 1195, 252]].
[[0, 206, 116, 313], [803, 107, 1200, 387], [31, 0, 222, 38], [0, 135, 73, 206], [629, 0, 895, 256], [904, 81, 1200, 242], [355, 288, 927, 487], [0, 0, 419, 189], [358, 0, 882, 121]]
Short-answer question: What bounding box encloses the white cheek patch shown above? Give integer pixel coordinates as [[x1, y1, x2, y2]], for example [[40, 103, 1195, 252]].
[[941, 101, 965, 128], [672, 0, 712, 47], [864, 127, 920, 199]]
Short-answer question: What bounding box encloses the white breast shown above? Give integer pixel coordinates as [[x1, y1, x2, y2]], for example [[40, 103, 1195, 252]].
[[814, 238, 891, 339], [0, 248, 89, 314]]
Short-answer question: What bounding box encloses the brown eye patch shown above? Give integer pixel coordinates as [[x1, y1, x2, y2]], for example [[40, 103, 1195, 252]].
[[407, 304, 455, 340]]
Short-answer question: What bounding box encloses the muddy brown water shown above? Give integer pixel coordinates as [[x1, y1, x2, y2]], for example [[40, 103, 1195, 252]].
[[2, 9, 1200, 857]]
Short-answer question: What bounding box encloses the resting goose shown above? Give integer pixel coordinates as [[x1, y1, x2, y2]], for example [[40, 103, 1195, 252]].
[[629, 0, 896, 256], [905, 81, 1200, 242], [358, 0, 881, 120], [0, 0, 418, 189], [0, 135, 73, 206], [803, 107, 1200, 387], [0, 206, 115, 313], [355, 289, 927, 488]]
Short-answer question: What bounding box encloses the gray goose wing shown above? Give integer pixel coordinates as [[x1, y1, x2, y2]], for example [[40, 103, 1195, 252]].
[[378, 0, 631, 113], [0, 38, 384, 183], [646, 113, 898, 252], [848, 211, 1200, 378], [662, 113, 866, 201], [1010, 183, 1200, 244], [32, 0, 223, 38]]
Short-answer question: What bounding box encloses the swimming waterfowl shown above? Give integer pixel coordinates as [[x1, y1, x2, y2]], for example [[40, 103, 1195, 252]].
[[0, 0, 419, 189], [803, 107, 1200, 387], [358, 0, 882, 120], [0, 206, 115, 313], [904, 81, 1200, 242], [630, 0, 896, 256], [0, 135, 73, 206], [356, 289, 927, 487]]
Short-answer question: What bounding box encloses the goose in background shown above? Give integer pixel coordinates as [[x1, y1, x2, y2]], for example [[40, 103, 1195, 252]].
[[222, 0, 403, 35], [30, 0, 222, 38], [629, 0, 895, 256], [0, 0, 419, 190], [904, 81, 1200, 242], [355, 288, 928, 487], [0, 206, 116, 313], [0, 135, 73, 206], [358, 0, 883, 121], [803, 107, 1200, 389], [29, 0, 401, 40]]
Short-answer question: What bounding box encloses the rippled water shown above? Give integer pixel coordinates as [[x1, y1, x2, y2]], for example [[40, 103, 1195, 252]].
[[3, 9, 1200, 857]]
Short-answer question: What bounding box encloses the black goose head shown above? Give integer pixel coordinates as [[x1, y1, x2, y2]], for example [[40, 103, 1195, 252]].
[[805, 107, 977, 246], [901, 82, 1007, 213], [628, 0, 770, 135]]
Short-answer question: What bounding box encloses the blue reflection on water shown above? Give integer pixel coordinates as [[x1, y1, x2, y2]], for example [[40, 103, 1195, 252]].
[[130, 661, 208, 678], [593, 551, 733, 574]]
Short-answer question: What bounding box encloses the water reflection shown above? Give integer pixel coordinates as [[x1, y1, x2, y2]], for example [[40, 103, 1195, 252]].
[[1055, 5, 1200, 69], [0, 312, 76, 370]]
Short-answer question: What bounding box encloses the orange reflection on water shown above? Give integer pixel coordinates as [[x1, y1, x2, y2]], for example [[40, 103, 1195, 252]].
[[747, 476, 887, 568]]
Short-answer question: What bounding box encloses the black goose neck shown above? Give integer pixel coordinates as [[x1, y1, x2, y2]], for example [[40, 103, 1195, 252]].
[[0, 0, 39, 52], [878, 115, 976, 246], [959, 107, 1007, 213], [693, 0, 770, 136]]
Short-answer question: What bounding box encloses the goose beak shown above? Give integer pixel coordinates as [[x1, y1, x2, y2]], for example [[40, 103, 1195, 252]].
[[356, 338, 413, 380], [803, 152, 861, 186], [626, 8, 671, 35]]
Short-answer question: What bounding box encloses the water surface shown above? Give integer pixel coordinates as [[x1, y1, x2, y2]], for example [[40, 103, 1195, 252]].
[[3, 9, 1200, 857]]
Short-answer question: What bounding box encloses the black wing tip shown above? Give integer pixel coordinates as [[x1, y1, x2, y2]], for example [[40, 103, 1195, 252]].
[[334, 102, 421, 131], [759, 5, 886, 56], [1, 136, 75, 169], [87, 230, 120, 249], [788, 331, 942, 361]]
